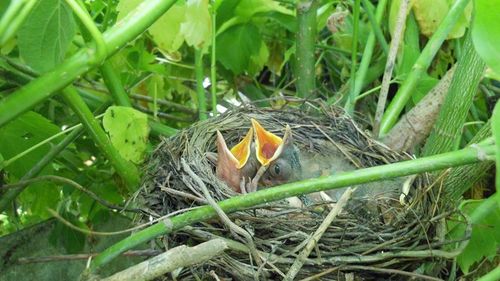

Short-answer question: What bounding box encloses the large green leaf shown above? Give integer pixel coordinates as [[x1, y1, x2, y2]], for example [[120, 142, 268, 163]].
[[216, 23, 263, 75], [450, 199, 500, 273], [181, 0, 212, 49], [17, 0, 76, 73], [102, 106, 150, 164], [472, 0, 500, 75]]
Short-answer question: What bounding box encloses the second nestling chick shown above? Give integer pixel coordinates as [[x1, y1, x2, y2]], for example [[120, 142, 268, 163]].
[[251, 119, 302, 188]]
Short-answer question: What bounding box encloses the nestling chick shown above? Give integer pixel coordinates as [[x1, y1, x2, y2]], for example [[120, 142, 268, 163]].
[[215, 128, 259, 193]]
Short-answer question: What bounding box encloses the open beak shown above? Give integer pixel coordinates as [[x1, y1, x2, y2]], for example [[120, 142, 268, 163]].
[[216, 128, 253, 191], [251, 119, 291, 166]]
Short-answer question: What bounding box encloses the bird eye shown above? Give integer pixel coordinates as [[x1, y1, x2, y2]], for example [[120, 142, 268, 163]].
[[273, 164, 281, 175]]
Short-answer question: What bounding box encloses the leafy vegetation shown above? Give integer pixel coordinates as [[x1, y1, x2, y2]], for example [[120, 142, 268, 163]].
[[0, 0, 499, 279]]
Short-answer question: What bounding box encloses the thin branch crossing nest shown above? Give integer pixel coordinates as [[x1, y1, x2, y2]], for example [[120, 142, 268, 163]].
[[139, 103, 455, 280]]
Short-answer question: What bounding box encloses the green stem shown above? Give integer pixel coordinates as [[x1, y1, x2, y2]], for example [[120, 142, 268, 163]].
[[0, 0, 36, 46], [148, 120, 178, 137], [423, 32, 486, 156], [0, 0, 178, 128], [477, 263, 500, 281], [361, 0, 388, 54], [379, 0, 472, 135], [65, 0, 107, 64], [61, 86, 139, 190], [100, 62, 132, 107], [195, 49, 207, 120], [90, 142, 494, 270], [0, 125, 84, 213], [210, 1, 217, 117], [345, 0, 361, 114], [351, 0, 387, 104], [296, 0, 318, 98]]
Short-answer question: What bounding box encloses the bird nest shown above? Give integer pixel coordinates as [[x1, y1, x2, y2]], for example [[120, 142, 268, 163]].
[[138, 103, 450, 280]]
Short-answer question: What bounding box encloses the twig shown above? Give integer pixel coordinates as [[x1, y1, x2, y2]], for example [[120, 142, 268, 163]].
[[341, 265, 443, 281], [17, 250, 161, 264], [2, 175, 142, 213], [284, 187, 355, 281], [101, 239, 228, 281], [181, 159, 263, 270], [373, 0, 409, 136]]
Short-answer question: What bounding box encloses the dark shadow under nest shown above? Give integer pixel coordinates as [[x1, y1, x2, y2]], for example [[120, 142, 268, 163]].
[[137, 103, 457, 280]]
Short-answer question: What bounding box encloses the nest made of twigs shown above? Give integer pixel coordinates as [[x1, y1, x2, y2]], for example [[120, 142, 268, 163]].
[[138, 102, 449, 280]]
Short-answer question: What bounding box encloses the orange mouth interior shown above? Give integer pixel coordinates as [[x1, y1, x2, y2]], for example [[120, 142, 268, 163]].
[[251, 118, 283, 166], [230, 127, 253, 169]]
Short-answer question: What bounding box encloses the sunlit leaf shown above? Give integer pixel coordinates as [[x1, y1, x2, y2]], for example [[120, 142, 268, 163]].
[[248, 41, 269, 75], [472, 0, 500, 75], [17, 0, 76, 72], [149, 3, 186, 54], [181, 0, 212, 49], [102, 106, 150, 164], [412, 0, 472, 39]]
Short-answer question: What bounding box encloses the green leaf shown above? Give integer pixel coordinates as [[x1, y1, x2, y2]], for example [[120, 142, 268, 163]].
[[453, 199, 500, 273], [472, 0, 500, 75], [17, 0, 76, 73], [148, 3, 186, 54], [216, 23, 262, 75], [0, 111, 61, 178], [235, 0, 293, 20], [102, 106, 150, 164], [181, 0, 212, 49], [118, 0, 187, 55]]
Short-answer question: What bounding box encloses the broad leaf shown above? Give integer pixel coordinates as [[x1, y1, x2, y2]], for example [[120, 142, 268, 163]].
[[472, 0, 500, 75], [412, 0, 472, 39], [450, 199, 500, 273], [17, 0, 76, 73], [181, 0, 212, 49], [216, 23, 262, 75], [102, 106, 150, 164], [493, 101, 500, 193], [118, 0, 187, 55]]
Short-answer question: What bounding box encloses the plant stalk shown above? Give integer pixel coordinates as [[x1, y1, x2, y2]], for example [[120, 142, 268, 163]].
[[195, 49, 207, 120], [345, 0, 361, 114], [90, 142, 494, 270], [296, 0, 318, 98]]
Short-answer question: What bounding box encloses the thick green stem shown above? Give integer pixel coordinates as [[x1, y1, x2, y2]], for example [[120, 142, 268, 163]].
[[90, 142, 494, 270], [0, 0, 178, 128], [361, 0, 388, 54], [345, 0, 361, 113], [195, 49, 207, 120], [379, 0, 472, 135], [423, 33, 486, 156], [61, 87, 139, 190], [100, 62, 132, 107], [65, 0, 106, 64], [210, 1, 217, 117], [296, 0, 318, 98], [0, 0, 36, 46], [351, 0, 387, 104]]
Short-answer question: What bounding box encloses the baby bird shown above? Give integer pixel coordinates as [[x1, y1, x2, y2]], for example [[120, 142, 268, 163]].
[[215, 128, 259, 193], [251, 119, 302, 187]]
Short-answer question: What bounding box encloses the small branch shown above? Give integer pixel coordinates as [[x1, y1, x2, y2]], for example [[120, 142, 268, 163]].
[[195, 49, 207, 120], [2, 175, 141, 213], [181, 159, 263, 268], [373, 0, 409, 136], [130, 94, 196, 115], [210, 1, 217, 117], [284, 187, 355, 281], [17, 250, 161, 264], [101, 239, 228, 281]]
